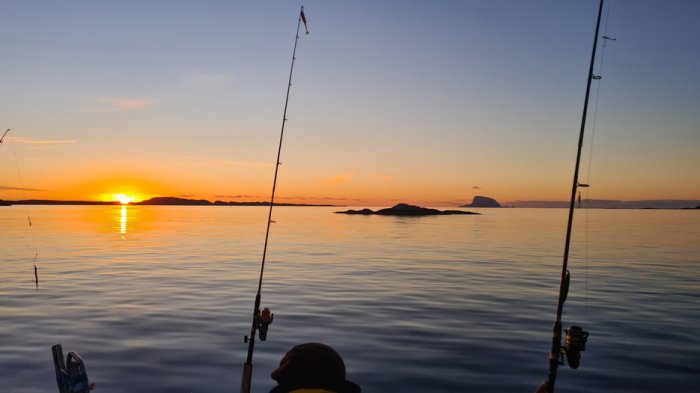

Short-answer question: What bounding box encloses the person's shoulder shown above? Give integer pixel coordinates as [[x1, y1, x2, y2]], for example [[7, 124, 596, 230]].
[[270, 388, 338, 393]]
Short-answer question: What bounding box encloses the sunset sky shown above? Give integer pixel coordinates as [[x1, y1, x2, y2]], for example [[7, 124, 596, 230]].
[[1, 0, 698, 206]]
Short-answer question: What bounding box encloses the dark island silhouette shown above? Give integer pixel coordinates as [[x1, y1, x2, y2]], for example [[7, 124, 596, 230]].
[[135, 196, 333, 207], [0, 196, 333, 207], [462, 196, 501, 208], [336, 203, 479, 216], [0, 199, 117, 206]]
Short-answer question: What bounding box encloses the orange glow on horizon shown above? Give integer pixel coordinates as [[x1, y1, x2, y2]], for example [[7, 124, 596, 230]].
[[112, 194, 135, 205], [54, 173, 172, 203]]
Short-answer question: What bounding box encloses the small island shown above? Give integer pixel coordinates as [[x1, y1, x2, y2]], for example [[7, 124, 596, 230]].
[[336, 203, 479, 216], [462, 195, 501, 208]]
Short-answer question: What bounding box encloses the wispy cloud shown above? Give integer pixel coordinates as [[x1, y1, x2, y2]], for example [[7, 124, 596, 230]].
[[9, 137, 77, 145], [215, 194, 261, 199], [277, 196, 309, 200], [99, 97, 156, 111], [442, 200, 470, 205], [349, 198, 372, 203], [323, 171, 355, 185], [0, 185, 47, 191]]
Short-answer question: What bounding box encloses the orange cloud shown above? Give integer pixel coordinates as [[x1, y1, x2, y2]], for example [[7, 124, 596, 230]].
[[322, 171, 355, 185], [99, 97, 156, 111], [0, 185, 47, 191], [10, 137, 77, 145]]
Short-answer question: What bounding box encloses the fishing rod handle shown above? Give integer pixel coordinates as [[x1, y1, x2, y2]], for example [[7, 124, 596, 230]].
[[241, 362, 253, 393], [547, 321, 562, 393]]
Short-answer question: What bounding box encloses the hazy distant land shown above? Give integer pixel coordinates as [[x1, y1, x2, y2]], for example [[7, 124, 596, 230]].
[[465, 195, 700, 209], [0, 196, 334, 207], [0, 196, 698, 209], [505, 199, 700, 209]]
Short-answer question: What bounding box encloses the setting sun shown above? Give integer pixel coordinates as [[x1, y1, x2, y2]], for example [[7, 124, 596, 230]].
[[112, 194, 135, 205]]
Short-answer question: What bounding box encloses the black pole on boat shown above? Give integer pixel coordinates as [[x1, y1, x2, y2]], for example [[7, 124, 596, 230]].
[[546, 1, 603, 392], [240, 7, 307, 393]]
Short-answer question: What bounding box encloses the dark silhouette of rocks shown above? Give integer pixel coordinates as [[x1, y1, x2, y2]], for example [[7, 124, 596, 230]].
[[338, 208, 375, 215], [135, 196, 212, 205], [4, 199, 117, 205], [336, 203, 479, 216], [135, 196, 333, 207], [0, 196, 332, 207], [462, 196, 501, 208]]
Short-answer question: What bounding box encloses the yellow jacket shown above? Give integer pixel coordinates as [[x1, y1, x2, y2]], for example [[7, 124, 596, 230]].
[[289, 390, 336, 393]]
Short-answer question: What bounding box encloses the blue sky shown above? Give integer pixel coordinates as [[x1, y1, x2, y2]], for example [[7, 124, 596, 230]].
[[1, 0, 698, 205]]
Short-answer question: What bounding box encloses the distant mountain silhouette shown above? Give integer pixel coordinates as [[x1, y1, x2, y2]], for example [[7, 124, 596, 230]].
[[462, 196, 501, 208], [2, 197, 697, 209], [0, 196, 333, 207], [135, 196, 333, 207], [336, 203, 479, 216], [0, 199, 117, 205], [135, 196, 211, 205]]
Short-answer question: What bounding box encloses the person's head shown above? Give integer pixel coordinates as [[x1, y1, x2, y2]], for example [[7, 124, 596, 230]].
[[270, 343, 361, 393]]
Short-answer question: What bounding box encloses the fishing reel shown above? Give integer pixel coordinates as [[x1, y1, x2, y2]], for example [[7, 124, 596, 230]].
[[52, 344, 95, 393], [245, 307, 274, 343], [560, 325, 589, 369], [258, 307, 274, 340]]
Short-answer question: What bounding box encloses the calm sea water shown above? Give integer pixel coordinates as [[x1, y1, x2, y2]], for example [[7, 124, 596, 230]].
[[1, 206, 698, 393]]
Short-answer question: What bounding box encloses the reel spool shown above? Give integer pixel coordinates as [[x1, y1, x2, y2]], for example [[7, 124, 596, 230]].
[[561, 325, 589, 369], [244, 307, 274, 343]]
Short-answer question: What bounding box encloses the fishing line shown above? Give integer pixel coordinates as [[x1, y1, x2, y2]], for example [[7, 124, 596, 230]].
[[582, 0, 614, 323], [5, 130, 62, 393], [545, 2, 604, 391], [7, 131, 40, 286], [7, 132, 65, 356], [585, 1, 613, 186]]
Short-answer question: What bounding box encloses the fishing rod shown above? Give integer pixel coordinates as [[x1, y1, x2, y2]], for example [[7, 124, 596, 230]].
[[545, 1, 604, 392], [240, 6, 308, 393]]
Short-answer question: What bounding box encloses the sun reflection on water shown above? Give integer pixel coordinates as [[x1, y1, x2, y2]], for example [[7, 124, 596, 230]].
[[120, 205, 127, 237]]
